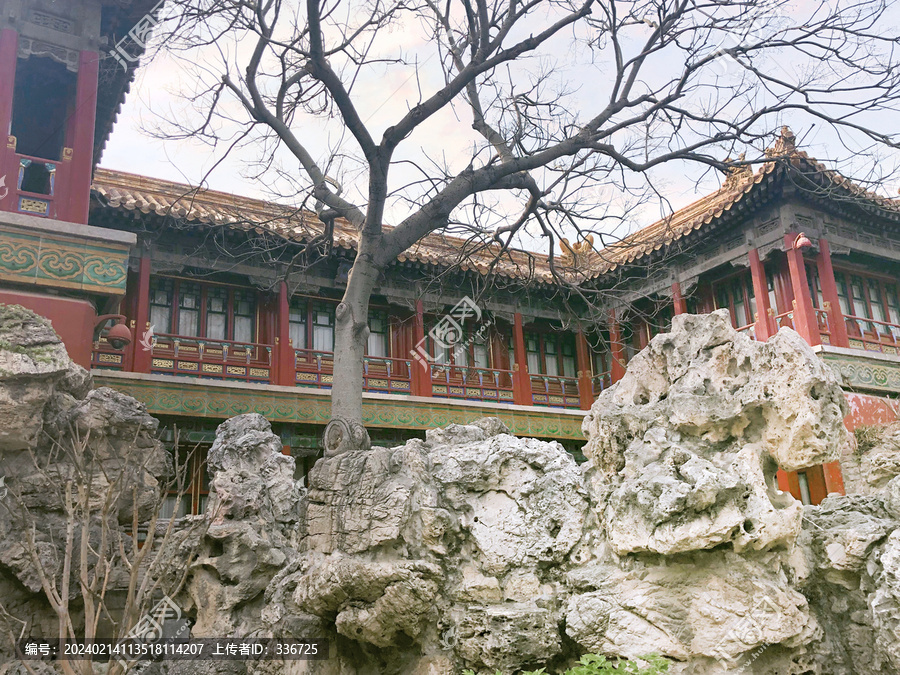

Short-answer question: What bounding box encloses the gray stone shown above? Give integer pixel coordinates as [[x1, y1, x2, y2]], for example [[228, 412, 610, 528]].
[[0, 304, 72, 451], [5, 310, 898, 675], [189, 315, 889, 674], [0, 305, 169, 650]]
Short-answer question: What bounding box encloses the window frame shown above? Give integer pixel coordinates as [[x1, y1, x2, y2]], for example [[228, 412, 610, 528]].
[[524, 330, 577, 378], [712, 271, 756, 329], [833, 266, 900, 336], [366, 309, 391, 359], [148, 276, 258, 343]]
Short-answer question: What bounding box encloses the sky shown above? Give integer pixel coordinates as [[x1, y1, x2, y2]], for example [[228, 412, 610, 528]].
[[99, 0, 900, 252]]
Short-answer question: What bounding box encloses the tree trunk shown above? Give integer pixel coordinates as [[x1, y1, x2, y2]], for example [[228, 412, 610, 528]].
[[329, 243, 381, 428]]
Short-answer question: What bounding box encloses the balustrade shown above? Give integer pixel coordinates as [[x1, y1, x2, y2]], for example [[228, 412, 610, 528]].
[[430, 363, 515, 402], [530, 373, 581, 409], [149, 334, 273, 382], [842, 313, 900, 354]]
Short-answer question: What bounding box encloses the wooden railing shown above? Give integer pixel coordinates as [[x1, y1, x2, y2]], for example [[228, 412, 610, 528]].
[[814, 307, 832, 344], [294, 350, 414, 393], [91, 336, 127, 370], [592, 372, 611, 398], [735, 323, 756, 339], [774, 310, 794, 331], [363, 356, 413, 394], [530, 373, 581, 409], [93, 331, 603, 409], [13, 153, 64, 219], [150, 334, 272, 383], [294, 348, 334, 388], [842, 313, 900, 354], [430, 364, 515, 403]]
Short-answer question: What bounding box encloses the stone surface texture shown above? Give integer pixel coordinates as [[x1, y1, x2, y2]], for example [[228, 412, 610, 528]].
[[2, 309, 900, 674], [0, 304, 169, 660], [167, 311, 900, 674]]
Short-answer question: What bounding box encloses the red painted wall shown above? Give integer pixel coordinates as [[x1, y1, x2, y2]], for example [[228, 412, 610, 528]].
[[0, 290, 96, 368], [844, 392, 900, 430]]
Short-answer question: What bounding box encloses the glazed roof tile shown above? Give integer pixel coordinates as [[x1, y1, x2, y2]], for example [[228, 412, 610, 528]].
[[91, 134, 900, 284]]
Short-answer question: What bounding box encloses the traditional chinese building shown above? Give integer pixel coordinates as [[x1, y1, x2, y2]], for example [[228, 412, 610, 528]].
[[2, 0, 899, 514], [0, 0, 162, 364]]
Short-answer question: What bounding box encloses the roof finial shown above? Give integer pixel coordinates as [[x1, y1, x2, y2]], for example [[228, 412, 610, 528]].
[[780, 125, 796, 150], [767, 125, 797, 157], [560, 234, 595, 267], [723, 152, 752, 190]]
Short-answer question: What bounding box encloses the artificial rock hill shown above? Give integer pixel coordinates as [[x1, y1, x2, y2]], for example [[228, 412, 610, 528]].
[[0, 305, 899, 674]]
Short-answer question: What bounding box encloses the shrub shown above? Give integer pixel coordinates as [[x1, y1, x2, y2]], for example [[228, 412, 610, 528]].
[[463, 653, 670, 675], [854, 424, 882, 456]]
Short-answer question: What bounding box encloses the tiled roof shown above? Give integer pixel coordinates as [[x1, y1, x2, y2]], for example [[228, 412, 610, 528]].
[[90, 130, 900, 285], [583, 130, 900, 276], [585, 162, 776, 275], [90, 169, 562, 283]]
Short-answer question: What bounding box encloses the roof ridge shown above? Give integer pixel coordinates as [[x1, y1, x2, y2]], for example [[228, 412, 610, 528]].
[[92, 137, 899, 285]]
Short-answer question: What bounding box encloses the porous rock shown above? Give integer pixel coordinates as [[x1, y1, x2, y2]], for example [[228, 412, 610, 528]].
[[0, 305, 168, 648], [163, 314, 900, 673], [0, 304, 72, 451], [185, 413, 305, 637], [1, 308, 890, 675], [583, 310, 848, 556]]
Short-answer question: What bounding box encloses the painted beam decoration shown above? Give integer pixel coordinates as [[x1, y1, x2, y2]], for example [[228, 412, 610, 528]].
[[0, 223, 128, 294], [822, 351, 900, 394], [93, 374, 587, 440]]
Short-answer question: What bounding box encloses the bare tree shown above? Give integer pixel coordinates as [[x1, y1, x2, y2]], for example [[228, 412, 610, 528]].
[[149, 0, 900, 438], [0, 428, 207, 675]]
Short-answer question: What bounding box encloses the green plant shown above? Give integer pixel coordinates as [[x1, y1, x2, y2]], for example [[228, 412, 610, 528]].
[[462, 653, 669, 675]]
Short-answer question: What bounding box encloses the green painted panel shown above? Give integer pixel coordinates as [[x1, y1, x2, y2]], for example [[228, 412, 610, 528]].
[[0, 225, 129, 294], [822, 352, 900, 394], [94, 375, 586, 440]]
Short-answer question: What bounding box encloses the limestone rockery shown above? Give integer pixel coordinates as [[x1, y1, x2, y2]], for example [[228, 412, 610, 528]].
[[175, 310, 899, 674], [1, 307, 899, 674]]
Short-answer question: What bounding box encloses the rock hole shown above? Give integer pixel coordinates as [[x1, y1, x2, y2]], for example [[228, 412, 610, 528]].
[[727, 357, 740, 378], [473, 516, 479, 523], [548, 521, 561, 537], [208, 539, 224, 558], [810, 385, 822, 400], [742, 519, 755, 534], [634, 391, 650, 405]]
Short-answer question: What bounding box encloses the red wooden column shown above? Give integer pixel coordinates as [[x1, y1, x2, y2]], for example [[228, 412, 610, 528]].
[[816, 237, 849, 348], [275, 281, 295, 386], [0, 29, 18, 214], [512, 312, 532, 405], [748, 248, 774, 341], [672, 282, 687, 315], [784, 233, 821, 346], [609, 309, 627, 383], [132, 254, 152, 373], [823, 462, 846, 496], [636, 319, 649, 350], [411, 300, 432, 397], [64, 50, 100, 224], [575, 331, 594, 410]]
